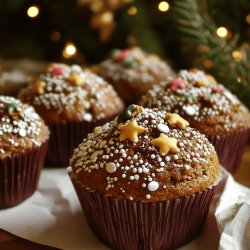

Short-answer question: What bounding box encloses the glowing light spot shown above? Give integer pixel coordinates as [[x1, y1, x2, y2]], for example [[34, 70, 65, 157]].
[[50, 31, 61, 42], [27, 6, 39, 18], [232, 51, 242, 61], [158, 1, 169, 12], [203, 59, 213, 69], [216, 27, 228, 38], [237, 77, 242, 83], [246, 14, 250, 24], [63, 42, 77, 59], [127, 6, 137, 15]]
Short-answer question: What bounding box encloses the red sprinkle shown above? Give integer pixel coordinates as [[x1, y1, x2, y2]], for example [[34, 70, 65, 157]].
[[212, 85, 224, 93], [51, 66, 65, 76], [116, 50, 129, 63], [169, 78, 187, 90]]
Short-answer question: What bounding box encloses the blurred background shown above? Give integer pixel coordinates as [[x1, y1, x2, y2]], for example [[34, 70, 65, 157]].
[[0, 0, 250, 108]]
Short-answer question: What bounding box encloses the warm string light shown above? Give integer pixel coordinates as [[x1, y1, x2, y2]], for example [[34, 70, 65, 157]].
[[216, 27, 228, 38], [77, 0, 132, 41], [158, 1, 170, 12], [62, 42, 77, 59], [27, 6, 39, 18], [50, 31, 61, 42], [203, 59, 212, 69], [127, 6, 137, 15], [237, 76, 242, 83], [232, 50, 243, 62], [246, 14, 250, 24]]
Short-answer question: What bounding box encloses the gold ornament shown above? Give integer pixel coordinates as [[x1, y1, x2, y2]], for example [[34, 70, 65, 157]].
[[78, 0, 132, 41]]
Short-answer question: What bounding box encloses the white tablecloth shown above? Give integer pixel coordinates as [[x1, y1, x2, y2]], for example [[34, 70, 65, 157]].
[[0, 168, 249, 250]]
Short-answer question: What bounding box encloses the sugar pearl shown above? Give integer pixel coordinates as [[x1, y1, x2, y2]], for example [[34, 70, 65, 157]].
[[83, 113, 93, 121], [19, 128, 26, 137], [147, 181, 159, 192], [106, 162, 117, 173], [134, 174, 139, 180], [165, 156, 170, 161], [157, 124, 169, 133], [184, 105, 196, 116]]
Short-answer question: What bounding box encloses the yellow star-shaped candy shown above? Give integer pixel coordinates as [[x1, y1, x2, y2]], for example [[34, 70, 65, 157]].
[[119, 120, 146, 142], [165, 113, 189, 129], [151, 133, 179, 156], [195, 80, 209, 87], [206, 74, 216, 84], [32, 80, 46, 94], [69, 73, 85, 86]]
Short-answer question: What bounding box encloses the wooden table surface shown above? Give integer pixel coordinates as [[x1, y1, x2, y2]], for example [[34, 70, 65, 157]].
[[0, 147, 250, 250]]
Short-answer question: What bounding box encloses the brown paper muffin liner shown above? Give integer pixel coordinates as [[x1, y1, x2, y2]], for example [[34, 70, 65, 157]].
[[46, 115, 119, 167], [69, 170, 219, 250], [0, 140, 48, 209], [208, 128, 250, 174]]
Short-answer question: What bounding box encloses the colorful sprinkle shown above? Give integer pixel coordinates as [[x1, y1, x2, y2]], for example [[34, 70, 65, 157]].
[[117, 105, 135, 124], [168, 78, 187, 90]]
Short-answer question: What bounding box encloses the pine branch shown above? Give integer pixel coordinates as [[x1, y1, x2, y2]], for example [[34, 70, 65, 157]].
[[172, 0, 250, 108]]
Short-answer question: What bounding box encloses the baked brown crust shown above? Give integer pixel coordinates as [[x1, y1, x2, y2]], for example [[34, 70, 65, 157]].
[[95, 47, 174, 102], [18, 64, 124, 124], [0, 96, 49, 158], [140, 69, 250, 136], [70, 105, 220, 202]]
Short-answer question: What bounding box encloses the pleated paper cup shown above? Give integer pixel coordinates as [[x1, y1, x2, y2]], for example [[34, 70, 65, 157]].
[[46, 115, 120, 167], [68, 168, 220, 250], [208, 128, 250, 174], [0, 140, 48, 209]]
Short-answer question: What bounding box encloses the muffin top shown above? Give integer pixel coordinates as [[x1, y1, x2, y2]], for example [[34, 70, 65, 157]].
[[95, 47, 173, 101], [18, 63, 124, 123], [0, 96, 49, 158], [70, 105, 220, 202], [140, 69, 250, 136]]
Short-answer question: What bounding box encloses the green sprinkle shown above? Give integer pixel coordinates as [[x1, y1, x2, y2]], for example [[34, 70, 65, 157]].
[[117, 105, 135, 124], [185, 93, 193, 99], [111, 49, 120, 58], [123, 59, 134, 68], [7, 102, 18, 114]]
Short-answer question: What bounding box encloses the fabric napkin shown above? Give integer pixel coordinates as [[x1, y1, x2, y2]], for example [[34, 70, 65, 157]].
[[0, 168, 249, 250]]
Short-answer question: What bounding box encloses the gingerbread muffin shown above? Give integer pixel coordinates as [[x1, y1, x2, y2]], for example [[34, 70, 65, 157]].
[[0, 96, 49, 208], [140, 69, 250, 173], [94, 47, 174, 103], [69, 105, 220, 250], [18, 63, 124, 166]]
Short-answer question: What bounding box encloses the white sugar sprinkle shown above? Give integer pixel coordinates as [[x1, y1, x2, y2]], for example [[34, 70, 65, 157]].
[[19, 128, 27, 137], [106, 162, 117, 173], [147, 181, 159, 192], [157, 124, 169, 133], [184, 105, 196, 116]]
